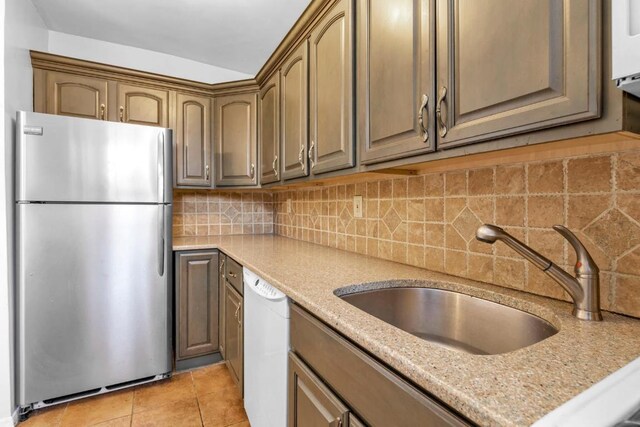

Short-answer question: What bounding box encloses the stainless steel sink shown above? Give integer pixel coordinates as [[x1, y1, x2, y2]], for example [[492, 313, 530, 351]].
[[338, 287, 559, 355]]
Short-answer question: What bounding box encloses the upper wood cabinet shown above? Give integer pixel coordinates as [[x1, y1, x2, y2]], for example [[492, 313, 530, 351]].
[[175, 93, 212, 187], [214, 92, 259, 187], [259, 73, 280, 185], [357, 0, 435, 164], [175, 251, 219, 361], [435, 0, 600, 149], [116, 83, 169, 127], [280, 41, 309, 181], [309, 0, 355, 175], [44, 72, 108, 120]]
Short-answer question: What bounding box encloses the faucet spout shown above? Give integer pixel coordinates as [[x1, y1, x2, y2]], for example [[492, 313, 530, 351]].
[[476, 224, 602, 321]]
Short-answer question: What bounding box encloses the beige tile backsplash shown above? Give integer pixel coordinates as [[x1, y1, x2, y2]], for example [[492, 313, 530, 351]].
[[273, 150, 640, 318]]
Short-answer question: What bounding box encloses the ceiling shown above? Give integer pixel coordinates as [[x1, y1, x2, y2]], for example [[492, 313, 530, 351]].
[[31, 0, 312, 75]]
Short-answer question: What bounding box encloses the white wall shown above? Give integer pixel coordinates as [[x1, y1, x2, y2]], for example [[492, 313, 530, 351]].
[[47, 31, 253, 84], [2, 0, 49, 424]]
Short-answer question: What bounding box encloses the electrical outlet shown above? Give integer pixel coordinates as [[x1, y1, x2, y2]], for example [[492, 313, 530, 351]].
[[353, 195, 363, 218], [287, 198, 293, 214]]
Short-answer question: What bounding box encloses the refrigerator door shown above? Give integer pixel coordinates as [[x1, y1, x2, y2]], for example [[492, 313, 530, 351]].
[[16, 111, 172, 203], [16, 203, 172, 405]]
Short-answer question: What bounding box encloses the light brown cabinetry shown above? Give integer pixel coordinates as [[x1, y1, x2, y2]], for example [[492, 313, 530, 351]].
[[309, 0, 355, 175], [214, 92, 259, 187], [435, 0, 600, 149], [259, 73, 280, 185], [357, 0, 435, 164], [288, 353, 349, 427], [44, 72, 108, 120], [224, 281, 243, 394], [175, 251, 219, 361], [280, 41, 309, 181], [116, 83, 169, 127], [175, 93, 212, 187], [290, 303, 471, 426]]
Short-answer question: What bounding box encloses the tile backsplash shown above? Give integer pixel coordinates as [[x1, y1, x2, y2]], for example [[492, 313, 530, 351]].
[[273, 150, 640, 318], [173, 190, 274, 237]]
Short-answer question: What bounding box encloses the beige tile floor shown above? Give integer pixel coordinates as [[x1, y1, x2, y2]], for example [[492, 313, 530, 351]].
[[21, 363, 250, 427]]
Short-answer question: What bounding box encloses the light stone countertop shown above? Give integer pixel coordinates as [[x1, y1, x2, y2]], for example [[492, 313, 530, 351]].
[[174, 235, 640, 427]]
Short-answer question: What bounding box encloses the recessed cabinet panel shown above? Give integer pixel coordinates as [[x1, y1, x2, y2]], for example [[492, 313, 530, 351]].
[[46, 72, 108, 120], [260, 74, 280, 185], [281, 41, 309, 181], [436, 0, 600, 148], [176, 93, 211, 187], [309, 0, 354, 175], [358, 0, 435, 164], [224, 282, 243, 395], [176, 251, 219, 360], [117, 83, 169, 127], [214, 93, 258, 186]]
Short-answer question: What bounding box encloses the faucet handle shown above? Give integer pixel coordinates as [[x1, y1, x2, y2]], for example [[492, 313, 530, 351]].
[[552, 225, 599, 277]]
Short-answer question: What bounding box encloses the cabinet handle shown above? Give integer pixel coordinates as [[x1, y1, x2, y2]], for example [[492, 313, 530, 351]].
[[435, 86, 448, 137], [298, 144, 305, 171], [250, 163, 255, 179], [228, 271, 237, 279], [119, 106, 124, 122], [205, 164, 210, 180], [100, 104, 106, 120], [219, 258, 225, 273], [331, 417, 342, 427], [237, 302, 242, 325], [234, 302, 241, 324], [418, 94, 429, 143], [272, 155, 279, 178], [308, 140, 316, 170]]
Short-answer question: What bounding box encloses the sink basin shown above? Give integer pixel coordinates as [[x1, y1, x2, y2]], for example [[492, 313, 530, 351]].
[[338, 287, 558, 355]]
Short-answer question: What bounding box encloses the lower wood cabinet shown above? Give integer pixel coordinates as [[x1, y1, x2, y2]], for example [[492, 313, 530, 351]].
[[175, 251, 219, 361], [290, 303, 472, 427], [289, 352, 349, 427], [224, 281, 243, 395], [218, 254, 227, 358]]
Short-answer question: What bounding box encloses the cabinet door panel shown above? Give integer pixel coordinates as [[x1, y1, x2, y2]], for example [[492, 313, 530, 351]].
[[289, 353, 349, 427], [281, 41, 309, 181], [45, 72, 108, 120], [117, 83, 169, 127], [309, 0, 354, 175], [176, 93, 212, 187], [177, 251, 219, 360], [260, 74, 280, 185], [214, 93, 258, 186], [224, 282, 243, 394], [436, 0, 600, 148], [218, 255, 226, 358], [358, 0, 435, 164]]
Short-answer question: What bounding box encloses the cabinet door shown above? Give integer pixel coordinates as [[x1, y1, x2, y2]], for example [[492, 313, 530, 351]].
[[259, 73, 280, 185], [436, 0, 600, 149], [358, 0, 435, 164], [214, 92, 258, 186], [309, 0, 355, 175], [176, 251, 219, 360], [117, 83, 169, 127], [218, 255, 226, 358], [289, 353, 349, 427], [45, 72, 108, 120], [175, 93, 212, 187], [281, 41, 309, 181], [224, 282, 243, 394]]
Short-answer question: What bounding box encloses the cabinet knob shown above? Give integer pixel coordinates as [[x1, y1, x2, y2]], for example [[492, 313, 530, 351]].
[[435, 87, 448, 137], [119, 106, 124, 122], [418, 94, 429, 143], [100, 104, 106, 120]]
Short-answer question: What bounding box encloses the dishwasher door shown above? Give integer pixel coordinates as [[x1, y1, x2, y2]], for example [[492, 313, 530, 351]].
[[243, 268, 290, 427]]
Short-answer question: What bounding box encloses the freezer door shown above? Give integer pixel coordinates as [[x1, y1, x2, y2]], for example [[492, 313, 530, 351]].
[[16, 111, 172, 203], [16, 203, 172, 405]]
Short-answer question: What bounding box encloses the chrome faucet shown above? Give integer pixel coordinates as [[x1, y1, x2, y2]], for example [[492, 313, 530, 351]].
[[476, 224, 602, 321]]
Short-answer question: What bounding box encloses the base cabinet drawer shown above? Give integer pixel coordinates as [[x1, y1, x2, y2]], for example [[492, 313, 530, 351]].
[[290, 303, 472, 427]]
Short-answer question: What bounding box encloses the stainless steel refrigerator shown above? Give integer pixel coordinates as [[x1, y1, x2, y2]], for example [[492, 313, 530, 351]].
[[15, 111, 173, 412]]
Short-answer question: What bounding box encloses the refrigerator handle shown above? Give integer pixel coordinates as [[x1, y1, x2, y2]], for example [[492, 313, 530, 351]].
[[158, 205, 165, 277], [157, 132, 165, 203]]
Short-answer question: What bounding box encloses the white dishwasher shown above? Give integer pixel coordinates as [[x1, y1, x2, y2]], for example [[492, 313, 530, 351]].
[[243, 268, 290, 427]]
